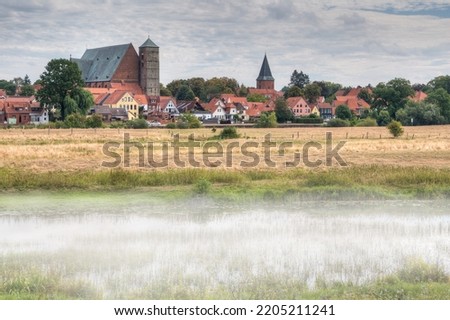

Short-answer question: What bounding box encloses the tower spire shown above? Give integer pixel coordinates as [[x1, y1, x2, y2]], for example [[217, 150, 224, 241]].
[[256, 54, 275, 90]]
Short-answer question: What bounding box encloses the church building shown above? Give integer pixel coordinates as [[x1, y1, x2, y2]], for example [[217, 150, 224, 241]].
[[72, 37, 160, 96], [248, 54, 282, 101]]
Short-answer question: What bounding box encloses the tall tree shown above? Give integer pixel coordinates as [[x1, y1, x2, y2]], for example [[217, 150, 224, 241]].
[[20, 84, 35, 96], [335, 105, 352, 120], [166, 79, 187, 98], [314, 81, 342, 99], [24, 74, 31, 85], [186, 77, 206, 100], [176, 84, 195, 101], [160, 83, 172, 96], [372, 78, 414, 118], [425, 88, 450, 123], [358, 88, 374, 105], [427, 75, 450, 94], [303, 83, 321, 104], [289, 70, 310, 89], [0, 80, 16, 96], [36, 59, 88, 120], [284, 85, 303, 98], [274, 97, 294, 122]]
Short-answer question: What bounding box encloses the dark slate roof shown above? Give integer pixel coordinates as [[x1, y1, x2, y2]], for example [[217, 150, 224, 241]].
[[140, 37, 159, 48], [74, 44, 132, 83], [111, 108, 128, 117], [256, 54, 275, 81]]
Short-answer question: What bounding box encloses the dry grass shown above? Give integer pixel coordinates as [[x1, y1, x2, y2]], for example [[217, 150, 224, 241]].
[[0, 126, 449, 172]]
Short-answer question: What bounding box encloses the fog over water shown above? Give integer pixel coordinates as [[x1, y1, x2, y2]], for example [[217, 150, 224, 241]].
[[0, 192, 449, 298]]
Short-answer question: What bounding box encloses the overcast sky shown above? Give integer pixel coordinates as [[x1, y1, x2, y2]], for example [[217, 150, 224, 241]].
[[1, 0, 450, 89]]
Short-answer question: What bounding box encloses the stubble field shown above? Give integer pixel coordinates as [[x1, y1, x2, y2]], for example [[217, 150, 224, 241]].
[[1, 126, 449, 172]]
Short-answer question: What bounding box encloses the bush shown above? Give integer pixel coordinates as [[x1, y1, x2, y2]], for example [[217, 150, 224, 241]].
[[166, 122, 177, 129], [396, 259, 448, 283], [327, 118, 350, 127], [219, 127, 240, 139], [110, 121, 125, 129], [194, 179, 211, 195], [173, 114, 202, 129], [292, 117, 324, 124], [387, 120, 404, 138], [355, 117, 378, 127], [125, 118, 148, 129], [255, 112, 278, 128], [63, 114, 86, 128], [86, 114, 103, 128]]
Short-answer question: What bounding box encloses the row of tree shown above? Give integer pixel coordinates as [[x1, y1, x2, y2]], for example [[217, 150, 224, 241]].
[[0, 75, 36, 96], [162, 77, 245, 101]]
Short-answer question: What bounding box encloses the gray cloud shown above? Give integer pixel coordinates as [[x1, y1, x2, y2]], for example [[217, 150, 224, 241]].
[[1, 0, 450, 88]]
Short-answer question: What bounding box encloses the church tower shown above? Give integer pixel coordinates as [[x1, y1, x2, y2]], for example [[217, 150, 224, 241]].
[[139, 37, 160, 96], [256, 54, 275, 90]]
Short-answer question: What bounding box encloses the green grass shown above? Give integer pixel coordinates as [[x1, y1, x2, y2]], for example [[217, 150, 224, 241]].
[[1, 165, 450, 199], [133, 261, 450, 299], [3, 261, 446, 300], [0, 269, 99, 300]]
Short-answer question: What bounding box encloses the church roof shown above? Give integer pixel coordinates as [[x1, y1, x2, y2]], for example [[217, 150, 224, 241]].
[[256, 54, 274, 81], [140, 37, 159, 48], [74, 43, 132, 83]]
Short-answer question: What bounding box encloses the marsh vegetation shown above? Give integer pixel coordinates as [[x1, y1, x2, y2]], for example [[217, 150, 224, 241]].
[[0, 193, 448, 299]]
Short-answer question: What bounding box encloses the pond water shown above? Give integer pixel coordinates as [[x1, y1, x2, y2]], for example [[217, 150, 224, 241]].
[[0, 192, 449, 298]]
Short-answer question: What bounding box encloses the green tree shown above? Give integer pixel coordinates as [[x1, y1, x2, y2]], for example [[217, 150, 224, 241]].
[[283, 85, 303, 98], [160, 83, 172, 96], [395, 108, 410, 125], [20, 84, 35, 96], [427, 75, 450, 94], [425, 88, 450, 123], [335, 105, 352, 120], [247, 93, 268, 102], [289, 70, 310, 88], [377, 110, 391, 126], [274, 97, 294, 122], [401, 101, 445, 125], [205, 77, 239, 100], [166, 79, 187, 98], [176, 84, 195, 101], [0, 79, 16, 96], [73, 88, 94, 115], [372, 78, 414, 118], [314, 81, 342, 99], [387, 120, 404, 138], [187, 77, 206, 100], [303, 83, 321, 104], [238, 84, 248, 97], [412, 83, 427, 92], [358, 88, 374, 105], [255, 112, 278, 128], [23, 74, 31, 85], [36, 59, 87, 120]]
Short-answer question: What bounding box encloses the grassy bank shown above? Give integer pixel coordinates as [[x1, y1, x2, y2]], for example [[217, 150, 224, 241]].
[[1, 260, 448, 300], [1, 165, 449, 199]]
